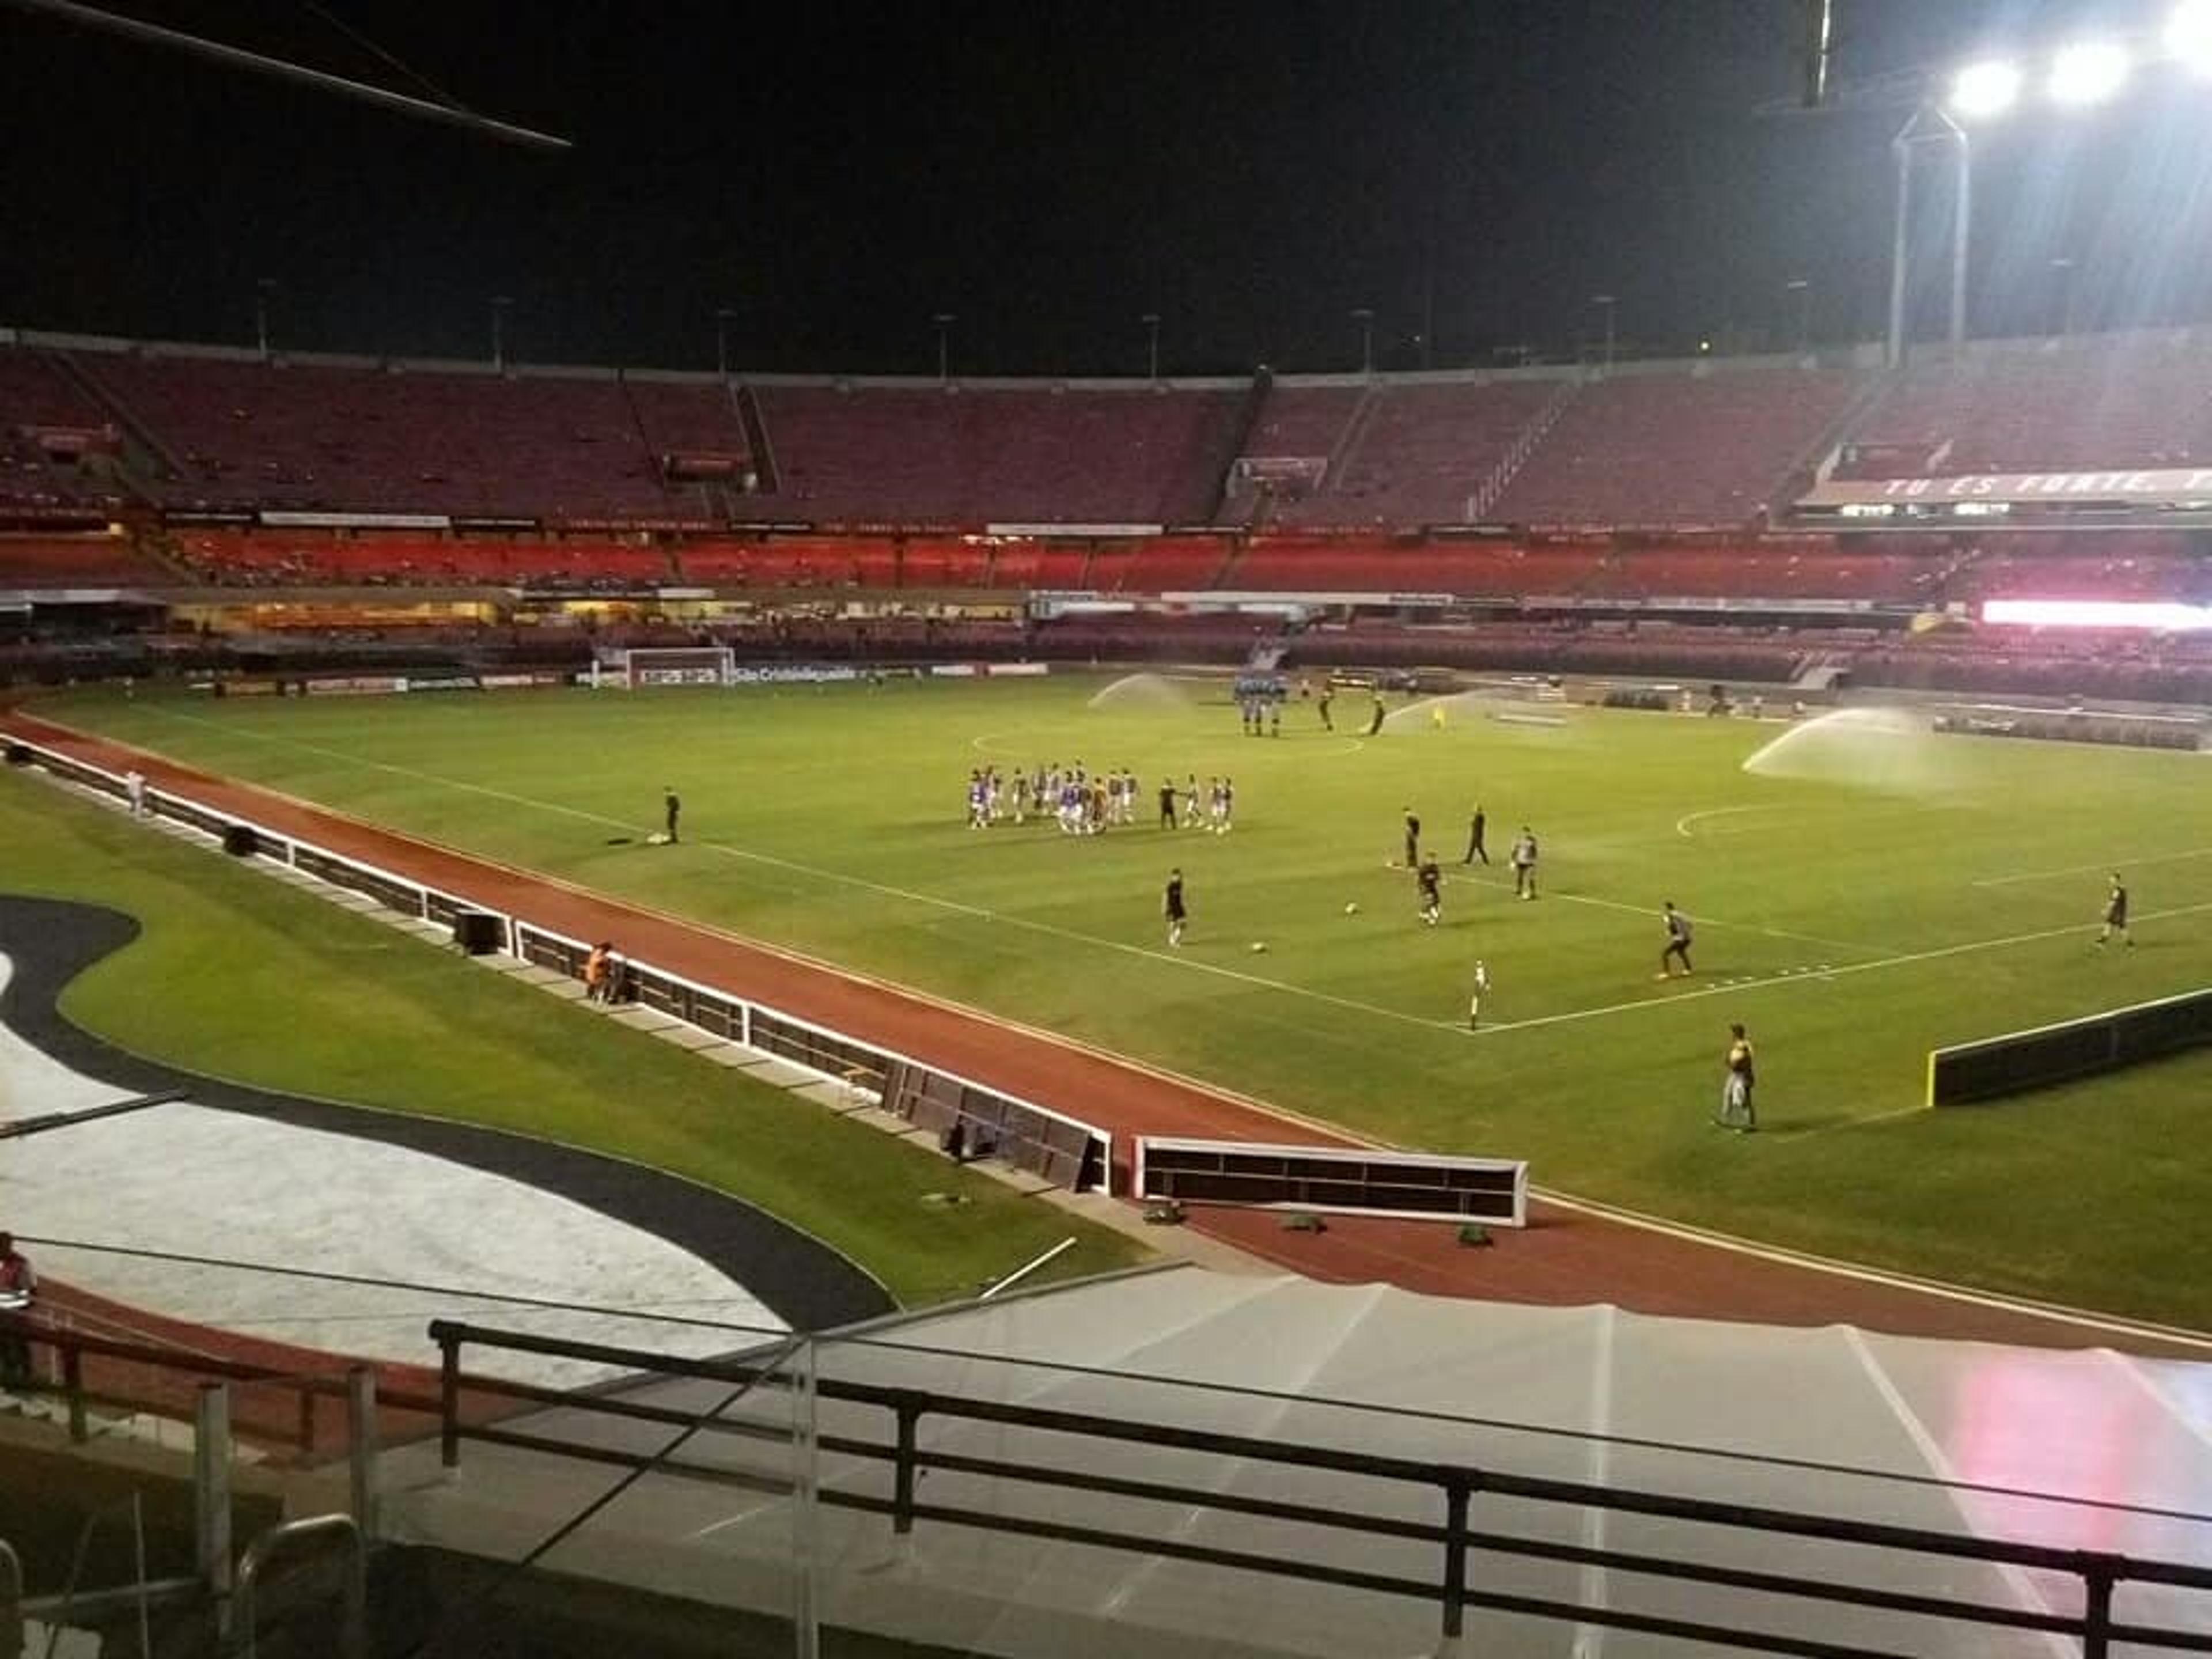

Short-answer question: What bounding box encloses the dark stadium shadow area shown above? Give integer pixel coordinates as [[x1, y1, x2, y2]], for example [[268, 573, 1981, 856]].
[[0, 893, 893, 1331]]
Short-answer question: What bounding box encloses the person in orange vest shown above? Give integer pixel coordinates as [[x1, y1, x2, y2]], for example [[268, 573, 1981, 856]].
[[0, 1232, 37, 1389]]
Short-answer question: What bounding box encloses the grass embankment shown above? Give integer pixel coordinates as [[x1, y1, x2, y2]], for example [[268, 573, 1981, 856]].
[[38, 677, 2212, 1328], [0, 766, 1143, 1308]]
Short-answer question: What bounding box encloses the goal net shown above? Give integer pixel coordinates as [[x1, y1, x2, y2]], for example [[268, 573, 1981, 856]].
[[607, 646, 736, 689]]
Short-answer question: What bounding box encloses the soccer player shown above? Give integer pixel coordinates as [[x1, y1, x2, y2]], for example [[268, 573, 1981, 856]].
[[1402, 808, 1421, 869], [1468, 959, 1491, 1030], [1158, 776, 1178, 829], [1510, 827, 1539, 899], [1184, 775, 1207, 828], [1217, 777, 1236, 834], [1463, 804, 1488, 865], [663, 786, 682, 844], [1717, 1022, 1757, 1132], [2098, 873, 2134, 947], [1366, 694, 1386, 736], [1318, 687, 1335, 731], [1164, 868, 1188, 947], [1417, 856, 1442, 926], [1011, 768, 1031, 825], [1659, 901, 1694, 978]]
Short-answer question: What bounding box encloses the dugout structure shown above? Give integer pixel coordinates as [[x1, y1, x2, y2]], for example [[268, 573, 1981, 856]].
[[609, 645, 736, 688], [1927, 986, 2212, 1105], [1134, 1135, 1527, 1226]]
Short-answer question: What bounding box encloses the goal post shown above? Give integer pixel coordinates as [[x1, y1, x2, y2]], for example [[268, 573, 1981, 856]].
[[606, 646, 736, 688]]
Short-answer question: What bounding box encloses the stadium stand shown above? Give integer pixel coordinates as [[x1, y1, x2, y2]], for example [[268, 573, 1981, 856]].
[[1260, 377, 1565, 528], [0, 533, 168, 586], [73, 350, 679, 518], [0, 345, 122, 509], [1840, 331, 2212, 478], [1486, 366, 1864, 528], [745, 382, 1248, 524]]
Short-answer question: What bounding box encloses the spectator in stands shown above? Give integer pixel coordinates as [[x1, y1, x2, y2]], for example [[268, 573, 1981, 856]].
[[0, 1232, 36, 1389]]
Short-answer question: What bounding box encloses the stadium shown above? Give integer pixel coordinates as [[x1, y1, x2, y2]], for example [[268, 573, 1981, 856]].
[[7, 1, 2212, 1654]]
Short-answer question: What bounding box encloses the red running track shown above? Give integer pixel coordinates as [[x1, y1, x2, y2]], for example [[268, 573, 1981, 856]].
[[13, 710, 2207, 1360]]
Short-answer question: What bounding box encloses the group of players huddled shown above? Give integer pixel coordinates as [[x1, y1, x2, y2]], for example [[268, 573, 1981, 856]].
[[965, 764, 1238, 836]]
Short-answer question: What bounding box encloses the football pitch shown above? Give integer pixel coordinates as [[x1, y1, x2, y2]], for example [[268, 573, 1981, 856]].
[[41, 673, 2212, 1328]]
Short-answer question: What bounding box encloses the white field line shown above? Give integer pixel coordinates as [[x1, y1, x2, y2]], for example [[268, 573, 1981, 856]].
[[58, 711, 2212, 1352], [127, 704, 2212, 1051], [1440, 867, 1873, 958], [1674, 804, 1781, 838], [1474, 899, 2212, 1037], [1533, 1186, 2212, 1354], [1973, 846, 2212, 888]]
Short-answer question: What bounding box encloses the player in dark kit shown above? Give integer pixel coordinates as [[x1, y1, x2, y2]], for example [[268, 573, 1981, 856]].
[[1318, 687, 1334, 730], [662, 786, 681, 844], [1164, 868, 1188, 947], [1658, 901, 1694, 978], [1402, 808, 1421, 869], [1463, 805, 1489, 865], [2098, 873, 2133, 946], [1416, 857, 1442, 926], [1157, 777, 1178, 828]]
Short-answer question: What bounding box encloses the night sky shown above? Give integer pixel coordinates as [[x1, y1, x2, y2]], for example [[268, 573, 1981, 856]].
[[5, 0, 2209, 375]]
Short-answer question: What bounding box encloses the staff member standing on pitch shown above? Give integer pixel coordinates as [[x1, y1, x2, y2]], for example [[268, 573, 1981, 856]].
[[1717, 1022, 1757, 1132], [1658, 901, 1694, 979], [2097, 873, 2134, 948], [1463, 803, 1489, 865], [1509, 827, 1539, 899], [1164, 868, 1188, 947]]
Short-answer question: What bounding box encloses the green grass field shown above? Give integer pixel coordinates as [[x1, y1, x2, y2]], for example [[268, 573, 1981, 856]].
[[34, 673, 2212, 1328], [0, 762, 1143, 1309]]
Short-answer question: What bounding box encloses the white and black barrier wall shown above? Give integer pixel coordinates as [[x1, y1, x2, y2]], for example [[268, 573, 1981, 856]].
[[3, 734, 1113, 1193]]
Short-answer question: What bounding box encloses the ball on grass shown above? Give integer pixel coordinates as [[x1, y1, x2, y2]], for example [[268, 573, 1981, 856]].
[[1249, 941, 1268, 954], [1343, 902, 1359, 915]]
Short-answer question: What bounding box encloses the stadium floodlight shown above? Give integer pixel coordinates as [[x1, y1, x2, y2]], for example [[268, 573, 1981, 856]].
[[2047, 40, 2131, 106], [1948, 59, 2023, 118], [2167, 0, 2212, 74]]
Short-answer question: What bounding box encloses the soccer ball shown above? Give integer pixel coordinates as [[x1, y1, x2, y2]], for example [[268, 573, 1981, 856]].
[[1249, 941, 1268, 954], [1343, 902, 1359, 915], [646, 832, 670, 846]]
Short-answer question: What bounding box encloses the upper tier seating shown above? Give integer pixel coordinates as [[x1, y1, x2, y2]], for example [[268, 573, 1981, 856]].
[[1264, 380, 1563, 528], [1844, 334, 2212, 478], [1488, 368, 1862, 528], [77, 353, 679, 519], [0, 347, 120, 507], [747, 384, 1247, 524], [622, 379, 753, 470]]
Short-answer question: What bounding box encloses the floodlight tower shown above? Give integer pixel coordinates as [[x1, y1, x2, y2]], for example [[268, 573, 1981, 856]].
[[1884, 104, 1971, 368], [714, 306, 736, 378], [933, 312, 956, 384]]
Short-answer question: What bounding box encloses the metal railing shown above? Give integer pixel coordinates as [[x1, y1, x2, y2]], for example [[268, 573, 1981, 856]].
[[228, 1514, 366, 1659], [0, 1312, 441, 1460], [426, 1318, 2212, 1659]]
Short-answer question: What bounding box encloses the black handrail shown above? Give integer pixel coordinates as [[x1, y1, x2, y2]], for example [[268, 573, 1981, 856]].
[[426, 1317, 2212, 1658]]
